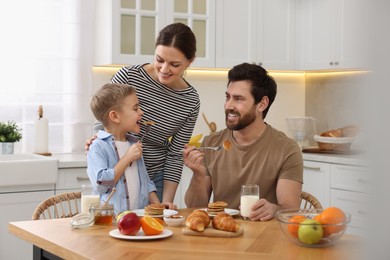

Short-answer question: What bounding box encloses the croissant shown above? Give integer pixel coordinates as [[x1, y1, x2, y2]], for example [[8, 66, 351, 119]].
[[186, 210, 211, 231], [212, 213, 240, 232]]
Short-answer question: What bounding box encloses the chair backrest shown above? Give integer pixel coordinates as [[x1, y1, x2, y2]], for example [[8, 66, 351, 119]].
[[300, 191, 323, 210], [32, 192, 82, 220]]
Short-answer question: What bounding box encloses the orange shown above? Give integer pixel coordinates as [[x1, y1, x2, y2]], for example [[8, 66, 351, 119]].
[[154, 218, 165, 226], [315, 207, 346, 237], [140, 216, 164, 235], [287, 215, 306, 238]]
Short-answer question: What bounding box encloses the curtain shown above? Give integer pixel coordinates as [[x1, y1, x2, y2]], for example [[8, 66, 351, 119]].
[[0, 0, 96, 153]]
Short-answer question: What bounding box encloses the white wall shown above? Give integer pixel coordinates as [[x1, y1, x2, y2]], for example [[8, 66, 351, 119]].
[[92, 67, 306, 140]]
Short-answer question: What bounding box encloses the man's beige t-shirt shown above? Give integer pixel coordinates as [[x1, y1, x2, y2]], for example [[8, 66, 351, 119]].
[[203, 125, 303, 209]]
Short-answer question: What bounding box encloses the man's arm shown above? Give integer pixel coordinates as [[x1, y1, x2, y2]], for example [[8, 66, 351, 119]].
[[183, 146, 212, 207], [250, 179, 302, 221]]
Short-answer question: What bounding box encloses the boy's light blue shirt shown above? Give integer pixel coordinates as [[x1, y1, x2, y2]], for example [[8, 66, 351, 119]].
[[87, 130, 156, 214]]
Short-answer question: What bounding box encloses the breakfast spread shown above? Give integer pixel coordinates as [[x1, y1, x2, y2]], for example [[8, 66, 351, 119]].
[[207, 201, 228, 214], [144, 203, 165, 216]]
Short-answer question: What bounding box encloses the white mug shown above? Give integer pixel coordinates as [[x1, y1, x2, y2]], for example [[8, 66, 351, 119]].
[[240, 184, 260, 220]]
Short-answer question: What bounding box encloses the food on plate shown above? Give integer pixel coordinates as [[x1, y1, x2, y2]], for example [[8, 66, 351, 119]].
[[144, 203, 166, 216], [139, 216, 164, 235], [223, 140, 232, 151], [116, 210, 132, 223], [298, 219, 324, 245], [287, 215, 307, 238], [320, 125, 359, 138], [117, 212, 141, 235], [207, 201, 228, 214], [186, 210, 211, 232], [313, 207, 346, 237], [212, 212, 240, 232]]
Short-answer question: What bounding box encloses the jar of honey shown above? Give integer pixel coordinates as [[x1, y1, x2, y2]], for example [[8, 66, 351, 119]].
[[90, 202, 114, 225]]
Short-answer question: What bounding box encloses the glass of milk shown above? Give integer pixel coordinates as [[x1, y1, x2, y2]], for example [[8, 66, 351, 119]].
[[240, 184, 259, 220], [81, 184, 100, 214]]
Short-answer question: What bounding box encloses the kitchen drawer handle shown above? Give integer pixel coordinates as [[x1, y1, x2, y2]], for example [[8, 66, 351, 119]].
[[304, 165, 321, 171], [76, 177, 90, 181]]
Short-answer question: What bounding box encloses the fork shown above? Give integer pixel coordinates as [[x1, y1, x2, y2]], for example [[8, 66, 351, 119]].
[[140, 124, 152, 142], [196, 146, 222, 151]]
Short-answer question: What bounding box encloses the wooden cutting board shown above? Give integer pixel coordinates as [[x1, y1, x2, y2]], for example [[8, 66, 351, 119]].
[[182, 227, 244, 237]]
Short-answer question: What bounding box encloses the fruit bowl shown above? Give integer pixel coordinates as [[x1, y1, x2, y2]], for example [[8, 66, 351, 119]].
[[276, 208, 351, 248]]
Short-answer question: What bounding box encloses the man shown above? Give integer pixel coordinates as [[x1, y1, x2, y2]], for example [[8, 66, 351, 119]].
[[183, 63, 303, 221]]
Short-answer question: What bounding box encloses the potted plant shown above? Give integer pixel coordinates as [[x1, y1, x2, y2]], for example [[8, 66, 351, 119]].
[[0, 120, 22, 154]]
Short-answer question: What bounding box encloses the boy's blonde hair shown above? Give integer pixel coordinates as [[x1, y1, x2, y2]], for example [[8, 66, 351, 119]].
[[90, 83, 136, 127]]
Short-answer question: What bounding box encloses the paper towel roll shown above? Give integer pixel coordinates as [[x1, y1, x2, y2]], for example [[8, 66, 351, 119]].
[[34, 117, 48, 153]]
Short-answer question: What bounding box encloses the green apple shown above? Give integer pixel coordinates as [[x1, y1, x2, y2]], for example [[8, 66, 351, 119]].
[[298, 219, 324, 245], [116, 210, 132, 223]]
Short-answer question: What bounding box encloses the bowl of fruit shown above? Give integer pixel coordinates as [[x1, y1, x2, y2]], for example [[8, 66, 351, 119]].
[[276, 207, 351, 248]]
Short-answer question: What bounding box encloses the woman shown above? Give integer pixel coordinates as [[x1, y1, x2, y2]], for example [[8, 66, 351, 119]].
[[92, 23, 200, 204]]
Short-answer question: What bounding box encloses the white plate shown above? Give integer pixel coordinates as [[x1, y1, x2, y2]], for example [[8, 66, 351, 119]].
[[131, 209, 178, 218], [200, 208, 240, 216], [109, 228, 173, 240]]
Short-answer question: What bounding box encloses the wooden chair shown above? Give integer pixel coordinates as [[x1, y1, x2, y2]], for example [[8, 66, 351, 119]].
[[300, 191, 323, 210], [32, 192, 81, 220]]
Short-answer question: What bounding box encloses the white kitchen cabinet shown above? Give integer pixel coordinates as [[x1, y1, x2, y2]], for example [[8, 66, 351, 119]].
[[94, 0, 216, 68], [330, 164, 369, 236], [94, 0, 166, 65], [303, 160, 331, 208], [215, 0, 295, 70], [1, 186, 54, 260], [56, 167, 90, 194], [296, 0, 370, 70]]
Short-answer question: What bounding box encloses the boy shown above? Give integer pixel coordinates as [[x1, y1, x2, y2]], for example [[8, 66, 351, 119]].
[[88, 83, 175, 214]]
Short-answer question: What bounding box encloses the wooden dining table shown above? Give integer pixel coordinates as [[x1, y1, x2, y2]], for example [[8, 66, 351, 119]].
[[8, 208, 361, 260]]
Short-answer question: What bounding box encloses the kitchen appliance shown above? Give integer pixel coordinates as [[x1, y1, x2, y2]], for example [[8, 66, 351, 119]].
[[286, 117, 316, 149]]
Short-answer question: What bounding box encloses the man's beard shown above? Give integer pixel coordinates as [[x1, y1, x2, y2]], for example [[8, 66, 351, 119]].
[[225, 108, 257, 131]]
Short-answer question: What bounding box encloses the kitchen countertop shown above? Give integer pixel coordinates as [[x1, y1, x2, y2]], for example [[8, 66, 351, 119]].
[[302, 150, 368, 166], [52, 153, 87, 168], [51, 151, 367, 169]]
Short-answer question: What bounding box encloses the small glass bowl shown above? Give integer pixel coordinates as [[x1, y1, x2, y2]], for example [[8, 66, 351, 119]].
[[163, 215, 185, 227], [70, 213, 94, 229]]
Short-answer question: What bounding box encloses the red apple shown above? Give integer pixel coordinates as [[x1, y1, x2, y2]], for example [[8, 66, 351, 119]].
[[117, 212, 141, 235]]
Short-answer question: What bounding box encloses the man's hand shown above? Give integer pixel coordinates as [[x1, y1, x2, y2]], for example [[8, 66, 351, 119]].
[[249, 198, 278, 221], [85, 134, 97, 153], [183, 144, 205, 175]]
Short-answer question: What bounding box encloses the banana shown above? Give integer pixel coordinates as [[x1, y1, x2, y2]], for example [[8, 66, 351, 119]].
[[188, 134, 203, 145]]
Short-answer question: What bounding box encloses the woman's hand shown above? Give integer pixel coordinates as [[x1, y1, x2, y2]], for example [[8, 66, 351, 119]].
[[85, 134, 97, 153], [162, 202, 177, 210]]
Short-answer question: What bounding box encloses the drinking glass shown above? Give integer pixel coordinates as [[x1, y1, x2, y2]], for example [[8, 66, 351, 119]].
[[240, 184, 260, 220], [81, 184, 100, 214]]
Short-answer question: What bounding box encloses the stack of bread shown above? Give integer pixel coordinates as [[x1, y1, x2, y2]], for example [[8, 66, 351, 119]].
[[207, 201, 228, 214], [144, 203, 165, 216]]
